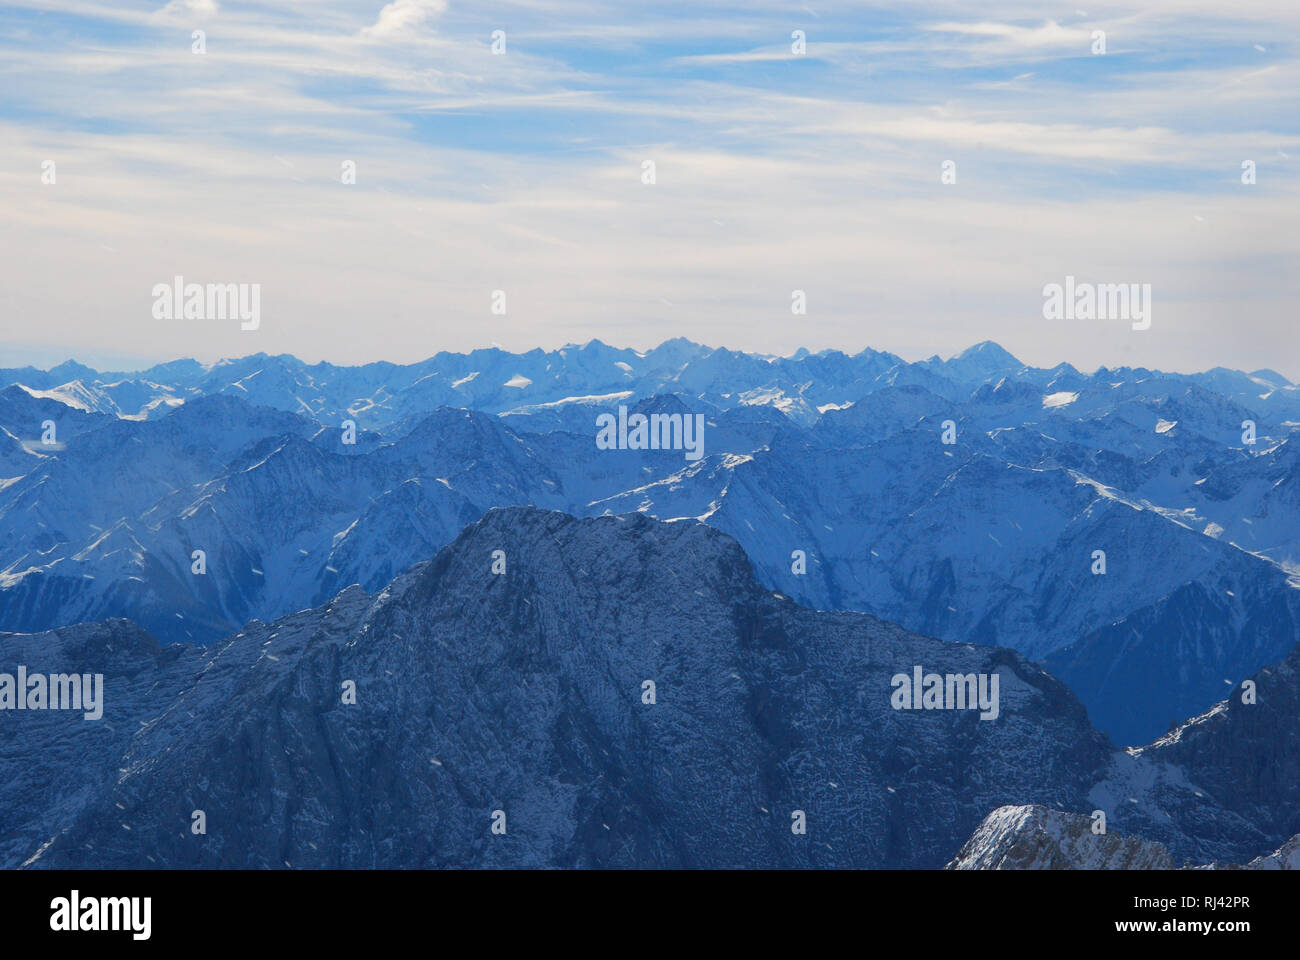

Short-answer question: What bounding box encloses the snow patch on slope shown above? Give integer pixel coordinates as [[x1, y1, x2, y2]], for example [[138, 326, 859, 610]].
[[1042, 391, 1079, 409]]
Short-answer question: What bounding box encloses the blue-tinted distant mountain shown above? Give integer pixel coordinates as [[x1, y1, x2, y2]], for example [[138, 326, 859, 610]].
[[0, 360, 100, 392], [0, 384, 115, 475], [922, 340, 1027, 385], [0, 384, 114, 435], [5, 339, 1298, 432]]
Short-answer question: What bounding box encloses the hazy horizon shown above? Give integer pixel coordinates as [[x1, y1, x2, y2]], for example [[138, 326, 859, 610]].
[[2, 335, 1296, 384], [3, 1, 1297, 380]]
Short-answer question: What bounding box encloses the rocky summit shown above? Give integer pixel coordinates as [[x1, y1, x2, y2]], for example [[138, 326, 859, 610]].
[[948, 805, 1300, 870], [8, 507, 1114, 869], [6, 506, 1300, 869]]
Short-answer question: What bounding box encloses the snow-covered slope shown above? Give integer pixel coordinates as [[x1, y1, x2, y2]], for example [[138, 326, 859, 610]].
[[947, 805, 1176, 869], [948, 805, 1300, 869]]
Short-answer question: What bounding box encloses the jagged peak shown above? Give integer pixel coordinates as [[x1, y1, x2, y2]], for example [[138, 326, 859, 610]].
[[948, 805, 1177, 870]]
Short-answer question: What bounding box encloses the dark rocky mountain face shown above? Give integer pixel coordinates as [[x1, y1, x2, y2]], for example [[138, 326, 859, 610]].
[[7, 507, 1300, 870], [1111, 641, 1300, 862], [9, 508, 1114, 869]]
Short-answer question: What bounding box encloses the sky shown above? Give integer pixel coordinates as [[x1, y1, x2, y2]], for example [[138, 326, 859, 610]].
[[1, 0, 1297, 378]]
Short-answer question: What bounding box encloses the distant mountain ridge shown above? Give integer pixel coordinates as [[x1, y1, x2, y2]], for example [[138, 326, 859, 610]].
[[3, 338, 1296, 430]]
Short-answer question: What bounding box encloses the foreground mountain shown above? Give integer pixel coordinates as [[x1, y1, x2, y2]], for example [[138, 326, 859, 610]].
[[9, 508, 1117, 869], [948, 637, 1300, 867], [8, 508, 1300, 869], [1089, 638, 1300, 861], [1239, 834, 1300, 869]]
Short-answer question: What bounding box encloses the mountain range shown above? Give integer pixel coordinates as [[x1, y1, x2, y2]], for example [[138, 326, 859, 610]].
[[2, 339, 1297, 751]]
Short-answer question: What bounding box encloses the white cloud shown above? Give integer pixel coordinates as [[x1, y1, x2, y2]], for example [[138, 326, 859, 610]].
[[155, 0, 219, 22], [360, 0, 448, 40]]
